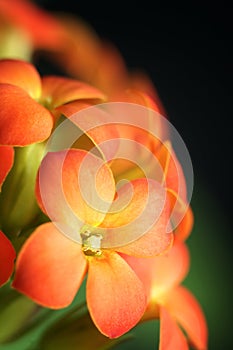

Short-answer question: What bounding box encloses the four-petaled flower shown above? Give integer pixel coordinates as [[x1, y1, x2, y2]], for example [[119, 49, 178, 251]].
[[12, 148, 173, 338]]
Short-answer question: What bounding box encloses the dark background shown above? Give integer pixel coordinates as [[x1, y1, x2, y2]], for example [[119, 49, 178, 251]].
[[35, 2, 232, 349], [37, 1, 232, 221]]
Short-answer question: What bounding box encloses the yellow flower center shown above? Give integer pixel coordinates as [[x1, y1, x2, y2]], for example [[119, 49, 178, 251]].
[[80, 229, 103, 257]]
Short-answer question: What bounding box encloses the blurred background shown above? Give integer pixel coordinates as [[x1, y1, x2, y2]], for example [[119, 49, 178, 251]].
[[5, 1, 233, 348], [35, 1, 232, 349]]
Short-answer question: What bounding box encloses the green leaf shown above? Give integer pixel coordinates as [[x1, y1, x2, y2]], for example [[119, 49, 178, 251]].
[[40, 312, 130, 350], [0, 294, 36, 344]]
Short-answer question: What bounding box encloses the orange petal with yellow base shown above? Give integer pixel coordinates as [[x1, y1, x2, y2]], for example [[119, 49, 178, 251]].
[[86, 251, 146, 338], [0, 145, 14, 190], [0, 84, 53, 146], [41, 76, 105, 109], [0, 230, 16, 287], [12, 222, 87, 308], [0, 59, 41, 99], [159, 306, 189, 350], [165, 286, 208, 350], [36, 149, 115, 228]]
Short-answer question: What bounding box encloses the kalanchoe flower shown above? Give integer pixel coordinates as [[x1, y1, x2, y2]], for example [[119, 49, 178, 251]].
[[124, 238, 208, 350], [107, 112, 193, 241], [12, 149, 173, 338], [0, 59, 105, 147], [0, 230, 15, 287]]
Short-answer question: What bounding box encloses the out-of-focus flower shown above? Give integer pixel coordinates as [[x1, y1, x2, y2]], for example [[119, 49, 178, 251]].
[[0, 0, 66, 51], [0, 0, 166, 111], [12, 148, 173, 338], [124, 238, 208, 350], [46, 15, 165, 104], [0, 230, 15, 287], [107, 117, 193, 241]]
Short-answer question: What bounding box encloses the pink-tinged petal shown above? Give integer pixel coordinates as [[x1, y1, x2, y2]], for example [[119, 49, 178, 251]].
[[0, 146, 14, 190], [101, 179, 172, 256], [12, 223, 87, 308], [86, 251, 146, 338], [0, 230, 16, 287], [56, 101, 120, 161], [167, 189, 194, 241], [159, 306, 189, 350], [41, 76, 106, 109], [36, 149, 115, 231], [0, 59, 41, 99], [0, 0, 66, 49], [122, 238, 189, 301], [165, 286, 208, 350], [0, 84, 53, 146]]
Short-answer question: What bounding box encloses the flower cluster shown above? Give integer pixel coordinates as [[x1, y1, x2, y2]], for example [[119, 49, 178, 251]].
[[0, 1, 207, 349]]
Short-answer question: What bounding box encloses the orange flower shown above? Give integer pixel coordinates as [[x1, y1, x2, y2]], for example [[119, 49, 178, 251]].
[[12, 149, 173, 338], [105, 103, 193, 241], [52, 17, 166, 106], [123, 239, 208, 349], [0, 59, 105, 147], [0, 230, 15, 287]]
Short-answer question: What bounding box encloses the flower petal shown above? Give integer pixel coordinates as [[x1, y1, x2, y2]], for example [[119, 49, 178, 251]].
[[165, 286, 208, 350], [12, 222, 87, 308], [56, 101, 120, 161], [0, 230, 16, 287], [86, 251, 146, 338], [122, 238, 189, 301], [101, 179, 172, 256], [41, 76, 105, 109], [0, 145, 14, 190], [167, 189, 194, 241], [130, 72, 167, 116], [155, 141, 187, 201], [159, 306, 189, 350], [112, 88, 162, 114], [0, 59, 41, 99], [0, 84, 53, 146], [36, 149, 116, 237]]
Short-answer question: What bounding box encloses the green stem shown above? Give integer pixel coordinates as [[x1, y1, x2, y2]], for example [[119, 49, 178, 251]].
[[0, 142, 46, 237]]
